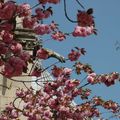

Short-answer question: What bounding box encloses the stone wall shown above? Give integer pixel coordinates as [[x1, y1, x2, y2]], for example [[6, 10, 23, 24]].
[[0, 74, 32, 112]]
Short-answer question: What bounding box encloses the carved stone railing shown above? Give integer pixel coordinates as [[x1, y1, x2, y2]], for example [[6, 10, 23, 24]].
[[14, 28, 42, 50]]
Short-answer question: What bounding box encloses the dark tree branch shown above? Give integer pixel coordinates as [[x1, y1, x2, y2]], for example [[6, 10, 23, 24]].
[[63, 0, 77, 23], [75, 0, 85, 9]]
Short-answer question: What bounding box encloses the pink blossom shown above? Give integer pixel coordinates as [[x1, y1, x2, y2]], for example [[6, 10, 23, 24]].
[[35, 8, 45, 20], [31, 69, 41, 77], [72, 26, 94, 37], [65, 80, 80, 89], [59, 106, 70, 113], [72, 88, 82, 97], [51, 31, 66, 41], [111, 102, 118, 111], [87, 73, 96, 84], [44, 10, 51, 18], [17, 3, 31, 17], [89, 72, 96, 77], [10, 110, 18, 119], [42, 116, 51, 120], [0, 1, 16, 20], [111, 72, 119, 79], [24, 102, 33, 109], [20, 51, 30, 62], [49, 21, 58, 31], [36, 48, 49, 59], [3, 63, 14, 77], [38, 0, 48, 4], [44, 83, 53, 93], [51, 65, 63, 77], [38, 0, 60, 4], [87, 76, 94, 84], [0, 43, 8, 55], [0, 115, 8, 120], [3, 57, 26, 77], [34, 24, 51, 35], [48, 98, 58, 109], [0, 23, 14, 31], [5, 103, 14, 112], [85, 89, 91, 97], [77, 9, 94, 27], [68, 49, 81, 61], [0, 59, 4, 66], [23, 17, 37, 29], [10, 43, 22, 54], [48, 0, 60, 4], [16, 88, 26, 98], [44, 110, 53, 118], [0, 30, 13, 44], [98, 73, 119, 87], [0, 3, 2, 9], [63, 68, 72, 75]]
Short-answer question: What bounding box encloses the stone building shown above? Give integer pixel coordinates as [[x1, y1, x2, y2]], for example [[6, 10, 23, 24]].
[[0, 15, 54, 112], [0, 15, 37, 112], [0, 4, 63, 114]]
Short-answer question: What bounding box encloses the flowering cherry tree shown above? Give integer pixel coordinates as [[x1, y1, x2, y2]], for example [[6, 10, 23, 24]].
[[0, 0, 120, 120]]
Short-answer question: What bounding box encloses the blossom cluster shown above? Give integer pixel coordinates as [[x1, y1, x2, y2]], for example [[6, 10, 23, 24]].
[[74, 61, 94, 74], [87, 72, 119, 86], [0, 0, 120, 120], [73, 9, 96, 37], [0, 30, 30, 77], [38, 0, 60, 4], [72, 26, 94, 37], [0, 68, 120, 119], [92, 96, 120, 113], [0, 1, 59, 77], [35, 7, 52, 20], [68, 47, 86, 61]]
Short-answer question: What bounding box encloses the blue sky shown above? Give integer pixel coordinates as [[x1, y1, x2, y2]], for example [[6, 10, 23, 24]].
[[42, 0, 120, 101], [17, 0, 120, 119]]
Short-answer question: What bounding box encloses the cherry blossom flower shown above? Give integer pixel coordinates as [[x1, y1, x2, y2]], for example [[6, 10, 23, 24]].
[[34, 24, 51, 35], [20, 51, 30, 62], [5, 102, 14, 112], [0, 30, 13, 44], [65, 80, 80, 90], [0, 23, 14, 31], [38, 0, 48, 4], [17, 3, 31, 17], [0, 42, 8, 55], [0, 1, 16, 20], [31, 69, 41, 77], [72, 26, 94, 37], [23, 17, 37, 29], [44, 9, 52, 18], [63, 68, 72, 76], [49, 21, 58, 31], [77, 9, 94, 27], [38, 0, 60, 4], [3, 56, 26, 77], [51, 65, 63, 77], [51, 31, 66, 41], [87, 73, 96, 84], [10, 110, 18, 119], [35, 7, 52, 20], [48, 0, 60, 4], [0, 59, 4, 66], [16, 88, 26, 98], [10, 42, 23, 54], [35, 8, 45, 20], [68, 49, 81, 61], [36, 48, 49, 59]]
